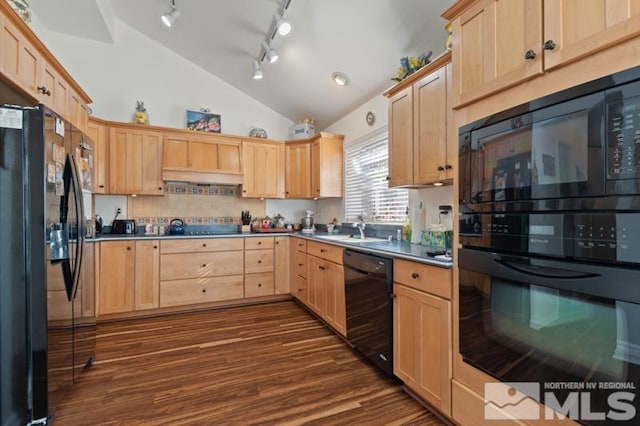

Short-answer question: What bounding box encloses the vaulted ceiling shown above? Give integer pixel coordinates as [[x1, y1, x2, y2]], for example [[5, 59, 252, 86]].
[[29, 0, 453, 129]]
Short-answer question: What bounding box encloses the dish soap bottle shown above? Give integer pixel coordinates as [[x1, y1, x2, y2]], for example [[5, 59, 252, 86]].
[[402, 206, 411, 241]]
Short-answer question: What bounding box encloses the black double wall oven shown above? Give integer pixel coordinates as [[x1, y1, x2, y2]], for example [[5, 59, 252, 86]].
[[458, 66, 640, 424]]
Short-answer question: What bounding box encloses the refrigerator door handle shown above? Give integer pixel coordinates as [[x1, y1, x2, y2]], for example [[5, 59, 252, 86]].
[[69, 154, 85, 299]]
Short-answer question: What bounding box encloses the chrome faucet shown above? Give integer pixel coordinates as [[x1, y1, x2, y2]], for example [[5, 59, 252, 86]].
[[352, 214, 366, 239]]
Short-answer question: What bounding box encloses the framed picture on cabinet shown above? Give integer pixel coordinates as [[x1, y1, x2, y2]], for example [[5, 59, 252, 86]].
[[186, 110, 221, 133]]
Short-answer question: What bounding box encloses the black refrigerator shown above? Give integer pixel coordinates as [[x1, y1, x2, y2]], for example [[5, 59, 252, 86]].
[[0, 102, 95, 425]]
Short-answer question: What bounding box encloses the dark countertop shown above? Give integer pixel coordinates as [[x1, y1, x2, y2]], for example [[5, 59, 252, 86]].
[[294, 233, 453, 268], [91, 231, 453, 268]]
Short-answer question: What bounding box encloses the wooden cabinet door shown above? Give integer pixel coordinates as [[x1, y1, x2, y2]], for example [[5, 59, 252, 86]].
[[394, 283, 451, 416], [68, 87, 88, 133], [109, 128, 163, 195], [543, 0, 640, 70], [414, 65, 447, 184], [274, 236, 290, 294], [242, 141, 284, 198], [217, 141, 242, 173], [139, 132, 164, 195], [134, 240, 159, 310], [285, 142, 311, 198], [1, 17, 40, 99], [98, 241, 135, 315], [291, 274, 307, 303], [306, 255, 325, 315], [388, 86, 414, 187], [311, 135, 343, 198], [451, 0, 543, 107], [323, 261, 346, 336], [87, 119, 109, 194]]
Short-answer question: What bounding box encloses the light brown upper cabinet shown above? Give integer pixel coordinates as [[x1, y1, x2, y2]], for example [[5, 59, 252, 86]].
[[0, 2, 91, 130], [162, 132, 243, 184], [285, 133, 344, 199], [285, 141, 312, 198], [86, 118, 109, 194], [242, 140, 285, 198], [109, 126, 164, 195], [444, 0, 640, 108], [384, 53, 454, 187]]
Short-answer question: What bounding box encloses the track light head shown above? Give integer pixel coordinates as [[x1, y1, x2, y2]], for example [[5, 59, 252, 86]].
[[261, 41, 279, 63], [274, 12, 291, 36], [252, 59, 263, 80], [161, 0, 180, 27]]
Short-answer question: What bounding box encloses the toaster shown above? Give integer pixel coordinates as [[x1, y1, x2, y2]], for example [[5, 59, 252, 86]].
[[112, 219, 136, 234]]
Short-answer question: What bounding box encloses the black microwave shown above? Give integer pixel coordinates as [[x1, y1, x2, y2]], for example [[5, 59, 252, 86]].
[[459, 65, 640, 213]]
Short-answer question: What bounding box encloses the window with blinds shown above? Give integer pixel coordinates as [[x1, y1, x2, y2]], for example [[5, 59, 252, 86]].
[[344, 128, 408, 224]]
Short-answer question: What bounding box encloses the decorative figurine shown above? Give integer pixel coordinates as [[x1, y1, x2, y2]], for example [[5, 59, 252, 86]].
[[134, 101, 148, 124]]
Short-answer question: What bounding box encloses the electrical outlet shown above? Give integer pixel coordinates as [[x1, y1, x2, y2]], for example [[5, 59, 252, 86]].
[[116, 207, 122, 215]]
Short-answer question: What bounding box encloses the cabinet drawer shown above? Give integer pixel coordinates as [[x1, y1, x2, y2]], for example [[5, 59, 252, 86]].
[[393, 259, 452, 300], [160, 251, 244, 280], [244, 272, 275, 298], [292, 249, 307, 278], [159, 275, 244, 307], [245, 237, 274, 250], [161, 238, 243, 254], [245, 249, 274, 274], [306, 241, 343, 265], [292, 238, 307, 252]]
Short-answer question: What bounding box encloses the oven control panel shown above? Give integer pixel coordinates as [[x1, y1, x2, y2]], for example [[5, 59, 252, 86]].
[[459, 212, 640, 265]]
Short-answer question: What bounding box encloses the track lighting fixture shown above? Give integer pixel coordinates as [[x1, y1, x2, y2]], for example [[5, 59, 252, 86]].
[[274, 12, 291, 36], [252, 59, 263, 80], [261, 41, 279, 64], [161, 0, 180, 28]]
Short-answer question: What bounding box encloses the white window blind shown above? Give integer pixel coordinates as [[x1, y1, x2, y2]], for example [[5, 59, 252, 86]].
[[344, 127, 408, 223]]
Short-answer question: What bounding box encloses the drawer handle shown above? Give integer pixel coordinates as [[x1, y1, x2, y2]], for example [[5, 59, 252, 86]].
[[258, 283, 262, 287], [202, 289, 206, 293], [127, 247, 131, 251], [202, 264, 207, 268], [320, 249, 327, 253], [543, 39, 556, 50], [524, 49, 537, 60], [319, 265, 326, 270], [258, 241, 262, 245], [99, 184, 105, 188], [202, 243, 207, 247], [298, 243, 303, 247], [258, 260, 262, 264], [153, 245, 158, 249], [298, 263, 304, 266], [276, 241, 279, 245], [411, 272, 420, 279]]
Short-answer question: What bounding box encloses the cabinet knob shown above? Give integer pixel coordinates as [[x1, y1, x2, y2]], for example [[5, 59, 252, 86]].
[[276, 241, 279, 245], [127, 246, 131, 251], [202, 289, 206, 293], [202, 243, 207, 247], [319, 265, 326, 270], [437, 165, 445, 171], [202, 264, 207, 267], [243, 190, 247, 193], [390, 293, 397, 299], [258, 260, 262, 264], [153, 245, 158, 249], [385, 176, 390, 181], [543, 39, 556, 50], [411, 272, 420, 279], [257, 241, 262, 245], [158, 187, 163, 191], [258, 283, 262, 287], [445, 164, 453, 170], [37, 86, 51, 96], [524, 50, 537, 60], [298, 263, 304, 266], [320, 249, 327, 253], [99, 184, 105, 188]]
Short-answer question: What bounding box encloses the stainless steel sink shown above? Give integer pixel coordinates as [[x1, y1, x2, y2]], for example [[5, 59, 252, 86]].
[[314, 234, 388, 243]]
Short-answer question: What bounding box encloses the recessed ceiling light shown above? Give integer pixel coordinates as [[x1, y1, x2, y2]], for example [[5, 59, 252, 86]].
[[332, 72, 350, 86]]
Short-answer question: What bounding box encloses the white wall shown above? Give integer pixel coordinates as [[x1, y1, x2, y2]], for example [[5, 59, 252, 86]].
[[30, 19, 294, 139]]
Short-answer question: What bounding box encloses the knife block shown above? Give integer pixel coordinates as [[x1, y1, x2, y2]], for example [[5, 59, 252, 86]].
[[240, 225, 251, 233]]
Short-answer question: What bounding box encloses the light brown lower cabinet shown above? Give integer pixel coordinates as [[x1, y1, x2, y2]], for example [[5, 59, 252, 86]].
[[134, 239, 160, 310], [98, 240, 135, 315], [302, 240, 346, 337], [274, 236, 290, 294], [394, 282, 451, 416]]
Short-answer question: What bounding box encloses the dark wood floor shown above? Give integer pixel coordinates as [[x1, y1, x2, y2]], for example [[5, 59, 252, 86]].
[[54, 301, 444, 425]]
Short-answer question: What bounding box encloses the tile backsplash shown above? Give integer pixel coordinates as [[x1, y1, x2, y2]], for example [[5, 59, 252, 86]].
[[94, 183, 266, 226]]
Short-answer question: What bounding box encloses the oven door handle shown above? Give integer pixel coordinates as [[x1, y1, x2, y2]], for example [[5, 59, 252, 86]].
[[495, 259, 600, 280]]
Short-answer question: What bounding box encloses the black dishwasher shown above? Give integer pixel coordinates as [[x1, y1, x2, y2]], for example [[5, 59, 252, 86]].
[[344, 249, 394, 376]]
